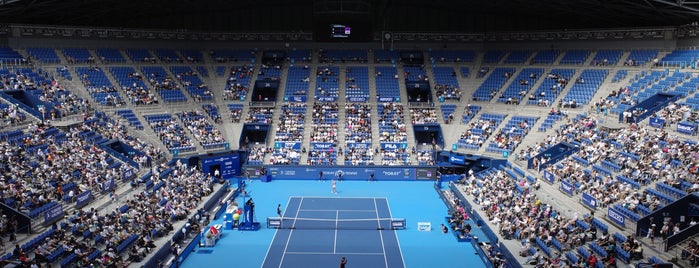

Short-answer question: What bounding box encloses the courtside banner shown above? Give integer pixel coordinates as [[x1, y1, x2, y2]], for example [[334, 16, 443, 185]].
[[101, 178, 115, 193], [267, 166, 419, 181], [581, 192, 597, 209], [677, 122, 697, 135], [310, 142, 334, 150], [543, 170, 556, 184], [607, 207, 625, 227], [648, 117, 665, 128], [347, 97, 367, 102], [274, 142, 302, 150], [560, 180, 574, 195], [316, 96, 336, 102], [75, 190, 93, 208], [288, 96, 307, 102], [44, 204, 64, 225], [378, 96, 399, 102], [122, 168, 135, 181]]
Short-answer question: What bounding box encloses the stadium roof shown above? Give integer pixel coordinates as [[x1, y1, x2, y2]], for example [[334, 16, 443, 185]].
[[0, 0, 696, 33]]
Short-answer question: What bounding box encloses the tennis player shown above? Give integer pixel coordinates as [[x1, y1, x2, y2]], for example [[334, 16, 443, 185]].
[[331, 179, 337, 194], [277, 204, 282, 217], [340, 256, 347, 268]]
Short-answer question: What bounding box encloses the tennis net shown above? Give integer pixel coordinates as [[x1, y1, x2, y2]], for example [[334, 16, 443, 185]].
[[267, 217, 406, 230]]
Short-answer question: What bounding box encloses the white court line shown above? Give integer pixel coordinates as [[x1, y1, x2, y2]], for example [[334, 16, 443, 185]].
[[289, 196, 389, 200], [261, 197, 294, 268], [285, 252, 386, 255], [374, 198, 389, 268], [334, 210, 339, 254], [384, 197, 406, 267], [278, 197, 304, 268], [298, 209, 377, 212]]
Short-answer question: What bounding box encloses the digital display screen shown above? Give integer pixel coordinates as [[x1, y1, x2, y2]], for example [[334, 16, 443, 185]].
[[314, 15, 371, 42], [331, 24, 351, 38]]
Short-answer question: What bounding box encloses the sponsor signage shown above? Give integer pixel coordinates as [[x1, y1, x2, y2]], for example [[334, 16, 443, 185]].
[[346, 143, 371, 149], [581, 192, 597, 209], [543, 170, 556, 184], [266, 166, 421, 181], [449, 154, 465, 165], [311, 142, 334, 150], [75, 190, 93, 208], [288, 96, 307, 102], [274, 142, 302, 150], [102, 178, 115, 193], [44, 204, 64, 224], [380, 143, 403, 150], [316, 96, 337, 102], [649, 117, 665, 128], [607, 207, 626, 227], [347, 97, 367, 102], [677, 122, 697, 135], [560, 180, 574, 195], [378, 96, 399, 102], [122, 168, 135, 181]]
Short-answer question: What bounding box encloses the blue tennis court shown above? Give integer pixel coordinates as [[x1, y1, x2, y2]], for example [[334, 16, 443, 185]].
[[180, 180, 485, 268], [262, 197, 405, 268]]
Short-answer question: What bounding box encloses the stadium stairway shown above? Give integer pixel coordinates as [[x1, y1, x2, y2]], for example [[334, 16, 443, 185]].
[[488, 67, 521, 104], [198, 64, 238, 147], [397, 66, 420, 159], [581, 51, 597, 66], [521, 68, 550, 101], [618, 50, 632, 67], [336, 66, 348, 164]]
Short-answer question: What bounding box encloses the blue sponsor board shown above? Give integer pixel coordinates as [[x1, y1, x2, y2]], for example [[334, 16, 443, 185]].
[[75, 190, 93, 208], [347, 97, 367, 102], [543, 170, 556, 184], [649, 117, 665, 128], [316, 96, 337, 102], [581, 192, 597, 209], [346, 143, 371, 149], [274, 142, 302, 150], [560, 180, 574, 195], [267, 166, 419, 181], [380, 143, 403, 150], [102, 178, 115, 193], [449, 154, 466, 165], [378, 96, 399, 102], [311, 142, 334, 150], [607, 207, 625, 227], [677, 122, 697, 135], [44, 204, 64, 225], [123, 168, 135, 181], [288, 96, 307, 102]]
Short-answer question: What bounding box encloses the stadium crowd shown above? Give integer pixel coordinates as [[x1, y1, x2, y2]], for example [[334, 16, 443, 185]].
[[409, 108, 439, 125], [459, 119, 498, 148], [147, 117, 195, 152], [223, 65, 253, 101], [119, 70, 158, 105], [310, 102, 339, 144], [525, 113, 698, 216], [17, 159, 218, 267], [82, 114, 162, 167], [177, 110, 226, 147], [457, 167, 642, 267], [0, 122, 133, 215]]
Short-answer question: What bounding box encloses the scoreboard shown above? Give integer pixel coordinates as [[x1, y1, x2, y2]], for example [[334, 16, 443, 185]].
[[201, 152, 242, 179]]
